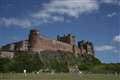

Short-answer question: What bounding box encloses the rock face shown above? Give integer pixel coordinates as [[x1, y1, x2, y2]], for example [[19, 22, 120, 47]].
[[1, 29, 95, 56]]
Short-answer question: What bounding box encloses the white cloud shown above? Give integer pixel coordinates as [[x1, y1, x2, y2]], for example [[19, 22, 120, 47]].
[[107, 12, 117, 17], [95, 45, 115, 51], [113, 34, 120, 43], [0, 17, 32, 28], [113, 49, 120, 53], [95, 34, 120, 53], [32, 0, 120, 24], [101, 0, 119, 4], [32, 0, 99, 23], [0, 0, 120, 27]]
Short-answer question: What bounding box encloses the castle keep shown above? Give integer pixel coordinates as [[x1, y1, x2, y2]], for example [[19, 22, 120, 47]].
[[1, 29, 95, 57]]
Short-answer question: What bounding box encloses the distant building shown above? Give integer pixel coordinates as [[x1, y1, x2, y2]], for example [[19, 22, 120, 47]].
[[0, 29, 95, 58]]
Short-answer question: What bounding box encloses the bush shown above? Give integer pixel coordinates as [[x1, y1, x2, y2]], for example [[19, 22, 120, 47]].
[[90, 64, 120, 74], [10, 51, 43, 73], [0, 58, 11, 72]]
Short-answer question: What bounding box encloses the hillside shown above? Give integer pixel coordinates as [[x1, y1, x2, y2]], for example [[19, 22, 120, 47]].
[[0, 51, 120, 73]]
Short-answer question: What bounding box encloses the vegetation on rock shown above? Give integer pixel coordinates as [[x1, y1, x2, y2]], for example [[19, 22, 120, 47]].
[[0, 51, 120, 73]]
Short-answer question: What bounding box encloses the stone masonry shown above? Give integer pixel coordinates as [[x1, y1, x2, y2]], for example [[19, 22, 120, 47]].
[[1, 29, 95, 57]]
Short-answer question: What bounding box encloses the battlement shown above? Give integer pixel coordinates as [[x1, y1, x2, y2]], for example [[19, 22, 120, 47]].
[[57, 34, 76, 45]]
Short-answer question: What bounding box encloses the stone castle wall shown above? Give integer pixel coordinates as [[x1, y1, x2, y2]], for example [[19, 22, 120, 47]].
[[1, 29, 95, 57], [29, 29, 81, 54], [31, 36, 78, 53]]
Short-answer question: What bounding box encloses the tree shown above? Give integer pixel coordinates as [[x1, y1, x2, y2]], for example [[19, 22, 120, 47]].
[[10, 51, 43, 72], [0, 58, 11, 72]]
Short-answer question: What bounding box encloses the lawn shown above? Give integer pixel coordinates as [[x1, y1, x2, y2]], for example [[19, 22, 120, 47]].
[[0, 73, 119, 80]]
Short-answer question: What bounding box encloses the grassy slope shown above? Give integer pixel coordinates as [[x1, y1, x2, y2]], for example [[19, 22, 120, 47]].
[[1, 51, 120, 73], [0, 73, 119, 80]]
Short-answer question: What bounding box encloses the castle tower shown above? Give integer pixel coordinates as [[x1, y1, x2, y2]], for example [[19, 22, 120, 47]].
[[68, 34, 76, 45], [78, 40, 95, 55], [57, 34, 76, 45], [28, 29, 40, 51], [86, 42, 95, 55]]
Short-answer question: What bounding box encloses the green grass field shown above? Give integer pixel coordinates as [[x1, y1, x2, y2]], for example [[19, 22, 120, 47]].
[[0, 73, 119, 80]]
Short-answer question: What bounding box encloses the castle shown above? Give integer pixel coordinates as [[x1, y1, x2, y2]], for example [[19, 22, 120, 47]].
[[0, 29, 95, 58]]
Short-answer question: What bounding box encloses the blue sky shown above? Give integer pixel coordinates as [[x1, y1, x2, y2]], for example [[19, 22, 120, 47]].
[[0, 0, 120, 63]]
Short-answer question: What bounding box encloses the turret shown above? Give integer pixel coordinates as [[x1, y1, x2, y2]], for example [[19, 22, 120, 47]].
[[28, 29, 39, 51]]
